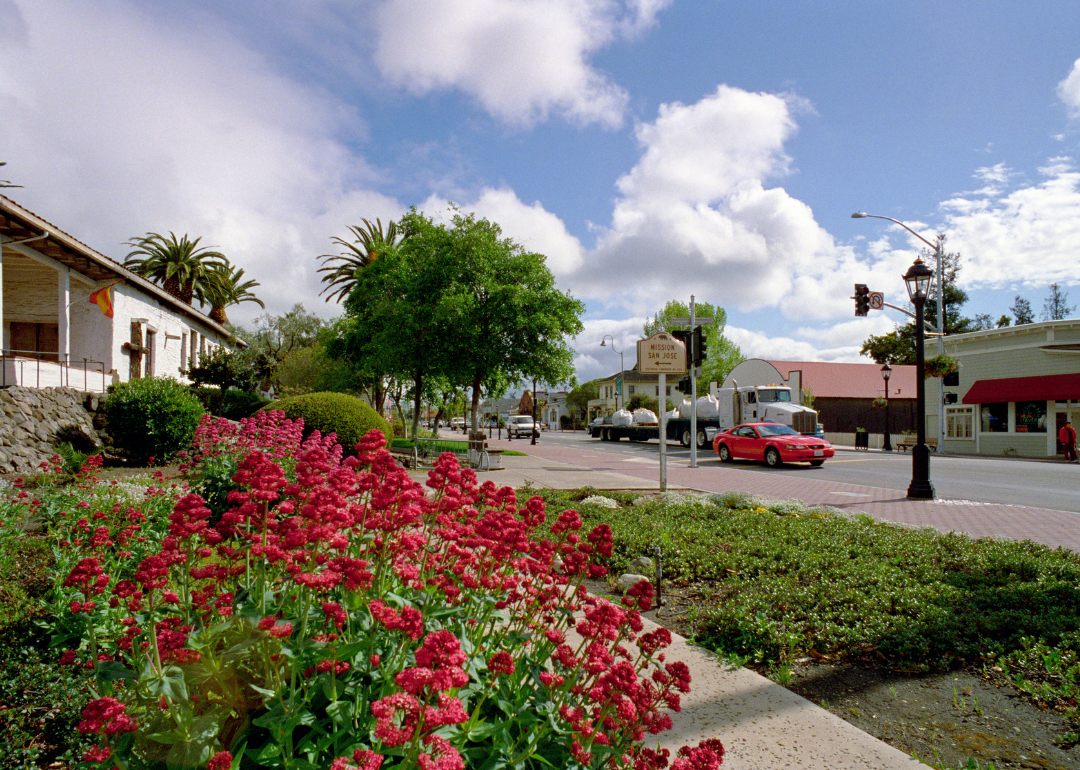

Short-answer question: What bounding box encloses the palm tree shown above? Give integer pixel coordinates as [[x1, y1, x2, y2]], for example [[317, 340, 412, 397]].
[[198, 263, 265, 325], [124, 232, 228, 304], [317, 218, 401, 303]]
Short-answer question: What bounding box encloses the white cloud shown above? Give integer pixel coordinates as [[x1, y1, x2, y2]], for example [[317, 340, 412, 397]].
[[0, 0, 400, 326], [371, 0, 669, 127], [562, 85, 853, 321], [1057, 57, 1080, 121], [942, 159, 1080, 291], [421, 188, 585, 275]]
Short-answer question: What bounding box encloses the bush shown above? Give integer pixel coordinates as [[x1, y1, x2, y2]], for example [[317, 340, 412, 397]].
[[261, 391, 391, 451], [189, 387, 271, 420], [103, 377, 206, 464]]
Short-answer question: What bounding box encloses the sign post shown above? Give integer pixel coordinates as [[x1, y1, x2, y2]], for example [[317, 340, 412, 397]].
[[637, 331, 688, 491], [671, 302, 715, 468]]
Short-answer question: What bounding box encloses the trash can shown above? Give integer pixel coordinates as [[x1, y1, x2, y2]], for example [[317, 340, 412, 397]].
[[855, 431, 869, 450]]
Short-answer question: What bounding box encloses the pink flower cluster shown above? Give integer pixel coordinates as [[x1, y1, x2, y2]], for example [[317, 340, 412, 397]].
[[53, 410, 722, 770]]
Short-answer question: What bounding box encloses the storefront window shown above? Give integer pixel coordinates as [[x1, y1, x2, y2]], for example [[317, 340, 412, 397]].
[[946, 406, 973, 439], [981, 402, 1008, 433], [1015, 400, 1046, 433]]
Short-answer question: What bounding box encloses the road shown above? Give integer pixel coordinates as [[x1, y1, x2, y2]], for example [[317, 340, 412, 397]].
[[523, 429, 1079, 514]]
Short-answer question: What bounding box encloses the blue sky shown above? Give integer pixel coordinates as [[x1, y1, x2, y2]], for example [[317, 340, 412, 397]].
[[3, 0, 1080, 387]]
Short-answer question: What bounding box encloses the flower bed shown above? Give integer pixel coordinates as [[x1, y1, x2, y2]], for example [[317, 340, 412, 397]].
[[6, 411, 721, 769]]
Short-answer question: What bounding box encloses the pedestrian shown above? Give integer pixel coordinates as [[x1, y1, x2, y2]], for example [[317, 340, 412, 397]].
[[1060, 420, 1078, 463]]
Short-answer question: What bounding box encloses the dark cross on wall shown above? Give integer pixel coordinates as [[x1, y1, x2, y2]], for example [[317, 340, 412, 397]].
[[122, 321, 146, 380]]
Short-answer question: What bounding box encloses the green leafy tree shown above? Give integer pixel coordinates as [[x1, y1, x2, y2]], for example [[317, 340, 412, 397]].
[[643, 300, 743, 391], [1011, 296, 1034, 325], [566, 379, 600, 425], [1042, 283, 1076, 321], [424, 209, 584, 432], [996, 314, 1012, 328], [124, 232, 227, 304]]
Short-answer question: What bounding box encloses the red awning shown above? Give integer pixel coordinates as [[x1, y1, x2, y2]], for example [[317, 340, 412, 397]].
[[962, 373, 1080, 404]]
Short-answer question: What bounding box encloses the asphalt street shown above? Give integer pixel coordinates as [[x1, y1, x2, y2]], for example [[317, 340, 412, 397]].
[[517, 429, 1080, 514]]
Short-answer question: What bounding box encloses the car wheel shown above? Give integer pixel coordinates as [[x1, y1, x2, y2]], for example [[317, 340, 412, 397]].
[[765, 447, 782, 467], [601, 428, 611, 441], [680, 429, 691, 448], [809, 459, 825, 467], [696, 430, 708, 449], [718, 444, 732, 463]]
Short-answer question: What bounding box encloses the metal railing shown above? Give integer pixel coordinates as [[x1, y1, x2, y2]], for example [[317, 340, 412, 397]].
[[412, 436, 491, 470], [1, 349, 108, 392]]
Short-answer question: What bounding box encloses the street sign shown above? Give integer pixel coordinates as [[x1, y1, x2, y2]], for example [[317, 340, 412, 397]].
[[637, 332, 687, 374], [669, 317, 714, 326], [869, 292, 884, 310]]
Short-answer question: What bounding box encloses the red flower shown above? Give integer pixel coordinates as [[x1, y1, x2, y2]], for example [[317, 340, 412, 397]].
[[207, 750, 233, 770], [487, 651, 515, 677], [77, 697, 137, 737]]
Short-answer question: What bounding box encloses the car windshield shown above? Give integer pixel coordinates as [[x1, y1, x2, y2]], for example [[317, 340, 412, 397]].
[[757, 389, 791, 403], [756, 423, 799, 437]]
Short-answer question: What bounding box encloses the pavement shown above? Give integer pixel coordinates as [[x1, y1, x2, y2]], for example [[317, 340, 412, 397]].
[[405, 433, 1080, 769]]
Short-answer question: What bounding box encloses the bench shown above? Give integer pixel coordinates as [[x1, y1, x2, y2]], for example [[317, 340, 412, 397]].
[[897, 436, 937, 452], [411, 436, 496, 470]]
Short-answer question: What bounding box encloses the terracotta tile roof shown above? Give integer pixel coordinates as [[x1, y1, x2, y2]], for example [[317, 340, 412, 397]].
[[767, 360, 919, 400]]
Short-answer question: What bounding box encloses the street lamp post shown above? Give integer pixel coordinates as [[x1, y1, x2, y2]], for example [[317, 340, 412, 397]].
[[600, 335, 624, 411], [881, 363, 892, 452], [903, 258, 935, 499], [852, 212, 946, 455]]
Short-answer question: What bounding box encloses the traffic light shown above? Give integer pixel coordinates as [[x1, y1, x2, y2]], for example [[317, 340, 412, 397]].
[[678, 376, 692, 394], [854, 284, 869, 316], [671, 329, 690, 366], [693, 325, 707, 366]]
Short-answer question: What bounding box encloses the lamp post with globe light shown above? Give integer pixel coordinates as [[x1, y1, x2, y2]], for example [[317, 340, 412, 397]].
[[903, 258, 935, 499], [600, 335, 624, 411], [852, 212, 946, 455], [881, 363, 892, 452]]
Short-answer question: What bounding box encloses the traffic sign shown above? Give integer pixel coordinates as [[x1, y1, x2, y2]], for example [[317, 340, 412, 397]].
[[869, 292, 884, 310], [637, 332, 687, 374], [669, 317, 714, 325]]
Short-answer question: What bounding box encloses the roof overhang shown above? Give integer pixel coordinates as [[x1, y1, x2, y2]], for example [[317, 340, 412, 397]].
[[963, 373, 1080, 404], [0, 194, 242, 344]]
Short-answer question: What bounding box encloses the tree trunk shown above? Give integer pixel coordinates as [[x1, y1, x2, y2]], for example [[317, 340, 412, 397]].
[[411, 369, 424, 442], [471, 371, 483, 434], [209, 305, 229, 325]]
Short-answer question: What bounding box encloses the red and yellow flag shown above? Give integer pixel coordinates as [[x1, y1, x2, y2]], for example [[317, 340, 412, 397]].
[[89, 280, 122, 318]]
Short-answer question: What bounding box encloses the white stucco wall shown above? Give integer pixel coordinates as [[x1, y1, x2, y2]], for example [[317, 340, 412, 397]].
[[4, 251, 233, 387]]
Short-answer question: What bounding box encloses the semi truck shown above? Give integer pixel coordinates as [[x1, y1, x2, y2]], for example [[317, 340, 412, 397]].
[[712, 382, 821, 436], [589, 413, 718, 449], [589, 382, 821, 447]]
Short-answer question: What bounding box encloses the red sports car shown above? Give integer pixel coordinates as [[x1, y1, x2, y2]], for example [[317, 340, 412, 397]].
[[713, 422, 834, 467]]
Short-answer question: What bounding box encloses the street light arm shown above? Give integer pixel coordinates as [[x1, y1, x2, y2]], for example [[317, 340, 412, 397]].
[[851, 212, 937, 252]]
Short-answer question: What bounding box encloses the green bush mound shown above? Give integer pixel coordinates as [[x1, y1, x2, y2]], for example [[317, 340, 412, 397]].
[[103, 377, 205, 464], [261, 392, 391, 452], [189, 387, 270, 420]]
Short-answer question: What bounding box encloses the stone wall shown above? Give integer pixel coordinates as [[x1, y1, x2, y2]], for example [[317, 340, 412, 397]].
[[0, 386, 102, 474]]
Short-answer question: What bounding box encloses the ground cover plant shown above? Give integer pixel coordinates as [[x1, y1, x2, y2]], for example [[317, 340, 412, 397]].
[[0, 415, 723, 770], [539, 488, 1080, 747]]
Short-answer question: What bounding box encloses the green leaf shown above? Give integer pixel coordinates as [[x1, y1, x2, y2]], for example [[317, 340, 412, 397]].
[[95, 660, 136, 681]]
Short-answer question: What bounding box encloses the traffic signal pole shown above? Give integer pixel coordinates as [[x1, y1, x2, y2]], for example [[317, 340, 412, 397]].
[[690, 297, 698, 468]]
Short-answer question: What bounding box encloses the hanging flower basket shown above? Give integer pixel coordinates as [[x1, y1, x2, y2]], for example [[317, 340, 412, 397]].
[[872, 397, 888, 409], [924, 354, 959, 378]]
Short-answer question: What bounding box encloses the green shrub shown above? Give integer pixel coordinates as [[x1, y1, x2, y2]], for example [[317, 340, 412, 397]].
[[103, 377, 206, 464], [261, 392, 391, 452], [189, 387, 270, 420]]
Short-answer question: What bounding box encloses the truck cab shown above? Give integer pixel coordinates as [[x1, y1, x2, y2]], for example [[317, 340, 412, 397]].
[[714, 384, 820, 435]]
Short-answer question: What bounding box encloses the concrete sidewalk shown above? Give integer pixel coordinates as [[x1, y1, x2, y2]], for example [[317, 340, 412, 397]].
[[408, 449, 934, 768]]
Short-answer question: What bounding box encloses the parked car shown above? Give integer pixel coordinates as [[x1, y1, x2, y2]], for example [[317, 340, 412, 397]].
[[507, 415, 538, 438], [449, 417, 466, 430], [713, 422, 834, 467]]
